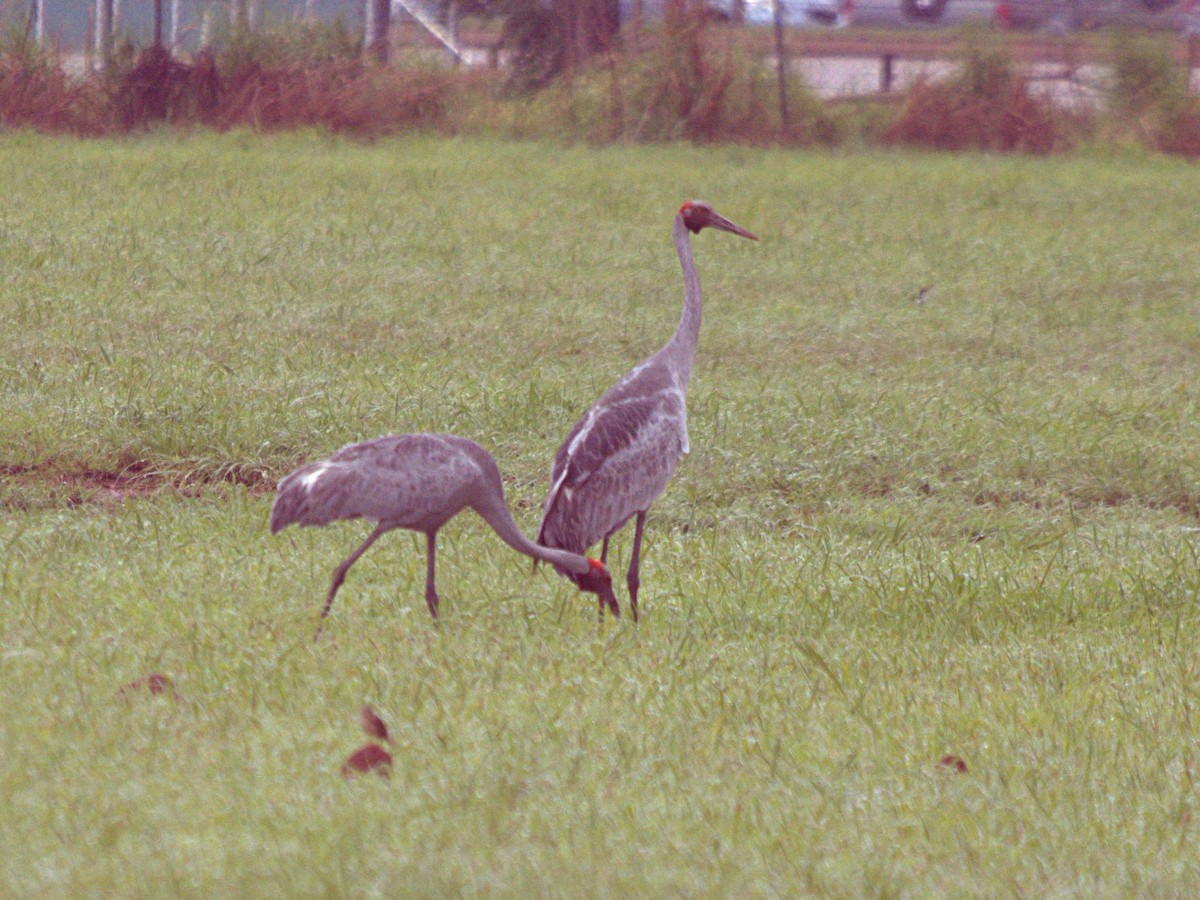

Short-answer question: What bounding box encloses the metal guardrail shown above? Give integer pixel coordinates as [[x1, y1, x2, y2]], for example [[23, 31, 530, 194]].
[[778, 32, 1200, 93]]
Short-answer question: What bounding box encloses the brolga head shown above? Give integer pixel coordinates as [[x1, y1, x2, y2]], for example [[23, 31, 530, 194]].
[[679, 200, 758, 241], [577, 557, 621, 619]]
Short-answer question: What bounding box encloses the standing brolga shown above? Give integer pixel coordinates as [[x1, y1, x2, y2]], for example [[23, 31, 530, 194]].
[[536, 201, 758, 621], [271, 434, 619, 636]]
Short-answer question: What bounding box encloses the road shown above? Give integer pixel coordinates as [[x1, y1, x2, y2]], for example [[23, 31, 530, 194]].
[[790, 55, 1113, 107]]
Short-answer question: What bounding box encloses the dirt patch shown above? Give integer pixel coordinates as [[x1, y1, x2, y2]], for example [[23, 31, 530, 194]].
[[973, 485, 1200, 521], [0, 459, 277, 510]]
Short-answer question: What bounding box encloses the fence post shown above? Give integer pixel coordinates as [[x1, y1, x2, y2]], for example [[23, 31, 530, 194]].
[[772, 0, 790, 132], [446, 0, 460, 65], [367, 0, 390, 62], [881, 52, 894, 92]]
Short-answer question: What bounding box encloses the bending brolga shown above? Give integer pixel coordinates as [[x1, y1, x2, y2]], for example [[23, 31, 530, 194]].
[[271, 434, 619, 637], [536, 201, 758, 621]]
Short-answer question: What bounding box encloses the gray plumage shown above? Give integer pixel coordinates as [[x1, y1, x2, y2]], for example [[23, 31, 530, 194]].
[[537, 201, 758, 621], [272, 433, 618, 635]]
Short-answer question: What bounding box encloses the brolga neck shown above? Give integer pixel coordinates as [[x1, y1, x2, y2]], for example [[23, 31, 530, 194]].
[[474, 490, 592, 577], [661, 212, 703, 385]]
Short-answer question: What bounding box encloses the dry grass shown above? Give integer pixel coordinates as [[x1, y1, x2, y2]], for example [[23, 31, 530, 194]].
[[1, 43, 467, 136], [1157, 100, 1200, 156], [214, 59, 461, 135], [0, 55, 112, 134]]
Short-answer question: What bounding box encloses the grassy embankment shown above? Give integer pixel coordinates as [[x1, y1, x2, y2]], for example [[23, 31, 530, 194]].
[[1, 133, 1198, 894]]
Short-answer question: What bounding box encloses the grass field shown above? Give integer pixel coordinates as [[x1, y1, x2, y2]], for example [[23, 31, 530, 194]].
[[2, 132, 1199, 895]]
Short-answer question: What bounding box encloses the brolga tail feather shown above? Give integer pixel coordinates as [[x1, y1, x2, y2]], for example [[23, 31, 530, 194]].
[[270, 460, 362, 533], [271, 462, 329, 533]]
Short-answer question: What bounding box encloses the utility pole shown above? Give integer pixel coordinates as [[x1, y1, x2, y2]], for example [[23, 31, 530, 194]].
[[27, 0, 45, 44], [96, 0, 114, 67], [367, 0, 391, 62]]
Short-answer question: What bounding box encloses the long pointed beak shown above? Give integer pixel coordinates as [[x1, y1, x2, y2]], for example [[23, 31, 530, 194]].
[[711, 214, 758, 241], [600, 583, 621, 619]]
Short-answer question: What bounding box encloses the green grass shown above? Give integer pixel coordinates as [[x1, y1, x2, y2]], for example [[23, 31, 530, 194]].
[[2, 132, 1199, 895]]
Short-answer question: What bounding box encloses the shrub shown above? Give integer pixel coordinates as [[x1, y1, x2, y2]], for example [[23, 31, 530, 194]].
[[115, 45, 209, 128], [498, 0, 566, 93], [217, 17, 361, 73], [1108, 32, 1185, 119], [885, 42, 1065, 153], [0, 29, 468, 137], [1104, 33, 1194, 155], [0, 35, 112, 134], [504, 11, 834, 145], [215, 61, 460, 135], [1155, 98, 1200, 158]]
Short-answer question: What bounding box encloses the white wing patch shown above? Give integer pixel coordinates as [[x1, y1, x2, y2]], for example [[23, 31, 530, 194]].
[[620, 359, 652, 385], [548, 466, 571, 504], [301, 462, 331, 491], [565, 407, 599, 460]]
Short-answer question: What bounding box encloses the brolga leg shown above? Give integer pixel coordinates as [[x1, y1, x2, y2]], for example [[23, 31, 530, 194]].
[[627, 511, 646, 624], [315, 522, 388, 640], [424, 531, 440, 619], [597, 534, 613, 621]]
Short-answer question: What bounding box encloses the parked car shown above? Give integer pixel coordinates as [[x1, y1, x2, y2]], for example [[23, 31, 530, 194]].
[[860, 0, 1001, 25], [896, 0, 953, 20], [705, 0, 969, 24], [795, 0, 857, 25], [993, 0, 1200, 33], [706, 0, 993, 26], [705, 0, 850, 25]]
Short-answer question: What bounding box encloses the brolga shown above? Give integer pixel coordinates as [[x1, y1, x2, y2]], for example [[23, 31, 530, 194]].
[[536, 201, 758, 621], [271, 433, 619, 637]]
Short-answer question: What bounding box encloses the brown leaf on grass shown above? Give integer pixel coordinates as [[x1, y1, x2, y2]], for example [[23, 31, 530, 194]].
[[342, 743, 392, 779], [938, 754, 968, 773], [118, 673, 178, 700], [360, 705, 390, 743]]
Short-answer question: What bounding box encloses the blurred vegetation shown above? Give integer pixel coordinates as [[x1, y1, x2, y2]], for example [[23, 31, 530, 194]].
[[3, 16, 1200, 156], [885, 38, 1069, 152], [1101, 32, 1200, 157]]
